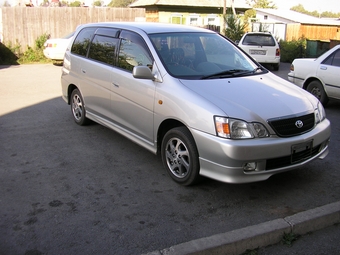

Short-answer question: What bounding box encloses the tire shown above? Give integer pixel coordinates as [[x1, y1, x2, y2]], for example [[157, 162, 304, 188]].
[[161, 127, 200, 186], [70, 89, 90, 126], [273, 63, 279, 71], [306, 80, 329, 106]]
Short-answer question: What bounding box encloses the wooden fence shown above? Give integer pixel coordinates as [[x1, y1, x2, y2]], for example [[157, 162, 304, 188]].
[[0, 7, 145, 51]]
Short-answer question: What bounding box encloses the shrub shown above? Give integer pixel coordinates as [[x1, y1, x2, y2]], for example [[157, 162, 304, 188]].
[[279, 38, 306, 63], [18, 33, 51, 64]]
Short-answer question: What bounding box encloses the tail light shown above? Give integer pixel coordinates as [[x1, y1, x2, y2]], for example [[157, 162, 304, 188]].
[[276, 48, 280, 56]]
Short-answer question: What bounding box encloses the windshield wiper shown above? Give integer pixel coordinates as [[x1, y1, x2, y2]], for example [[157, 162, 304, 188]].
[[201, 69, 255, 79]]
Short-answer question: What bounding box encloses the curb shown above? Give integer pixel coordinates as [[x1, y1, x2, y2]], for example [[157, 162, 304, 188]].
[[144, 201, 340, 255]]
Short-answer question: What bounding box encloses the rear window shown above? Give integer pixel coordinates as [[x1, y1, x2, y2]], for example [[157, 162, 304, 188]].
[[242, 34, 276, 46]]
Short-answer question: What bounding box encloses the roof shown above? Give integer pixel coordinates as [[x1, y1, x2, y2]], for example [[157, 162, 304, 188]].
[[255, 8, 340, 26], [130, 0, 251, 9], [76, 22, 216, 34]]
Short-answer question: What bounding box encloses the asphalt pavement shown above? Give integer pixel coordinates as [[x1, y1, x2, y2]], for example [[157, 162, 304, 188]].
[[145, 63, 340, 255], [0, 63, 339, 255]]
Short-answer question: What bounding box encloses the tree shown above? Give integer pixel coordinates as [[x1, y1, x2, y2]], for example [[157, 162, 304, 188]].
[[69, 0, 81, 6], [290, 4, 340, 18], [93, 0, 102, 6], [3, 1, 11, 6], [225, 15, 247, 41], [246, 0, 277, 9], [107, 0, 134, 7]]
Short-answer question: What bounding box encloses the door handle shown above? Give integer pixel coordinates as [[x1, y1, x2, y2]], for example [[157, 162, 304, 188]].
[[112, 83, 119, 88], [320, 66, 327, 70], [81, 69, 86, 73]]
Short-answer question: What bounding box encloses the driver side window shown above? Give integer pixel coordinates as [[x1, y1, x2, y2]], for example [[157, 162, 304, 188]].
[[117, 30, 153, 72]]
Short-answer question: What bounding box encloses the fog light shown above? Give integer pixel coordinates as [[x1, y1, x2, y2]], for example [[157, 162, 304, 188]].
[[243, 162, 257, 172]]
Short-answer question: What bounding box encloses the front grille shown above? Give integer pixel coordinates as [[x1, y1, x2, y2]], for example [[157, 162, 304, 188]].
[[266, 144, 321, 170], [268, 113, 315, 137]]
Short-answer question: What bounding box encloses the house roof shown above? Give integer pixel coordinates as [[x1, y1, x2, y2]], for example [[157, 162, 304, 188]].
[[255, 8, 340, 26], [130, 0, 251, 9]]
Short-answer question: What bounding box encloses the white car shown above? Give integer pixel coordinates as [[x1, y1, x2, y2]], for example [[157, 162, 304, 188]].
[[43, 32, 74, 61], [288, 44, 340, 105], [237, 32, 280, 70]]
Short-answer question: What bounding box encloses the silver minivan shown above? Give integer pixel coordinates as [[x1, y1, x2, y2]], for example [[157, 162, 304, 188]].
[[61, 22, 331, 185]]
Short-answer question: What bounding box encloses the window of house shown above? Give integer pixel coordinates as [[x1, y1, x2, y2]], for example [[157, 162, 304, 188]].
[[170, 14, 183, 24], [207, 18, 215, 25], [189, 15, 200, 25]]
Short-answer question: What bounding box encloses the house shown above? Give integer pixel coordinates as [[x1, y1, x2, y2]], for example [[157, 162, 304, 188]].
[[254, 8, 340, 42], [129, 0, 251, 33]]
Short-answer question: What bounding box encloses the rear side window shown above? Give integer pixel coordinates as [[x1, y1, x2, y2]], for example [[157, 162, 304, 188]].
[[242, 34, 276, 46], [88, 35, 119, 66], [71, 27, 97, 57], [117, 30, 153, 72], [322, 50, 340, 67]]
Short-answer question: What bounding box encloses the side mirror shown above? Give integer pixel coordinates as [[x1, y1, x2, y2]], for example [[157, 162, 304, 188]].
[[132, 66, 155, 80], [235, 40, 240, 45]]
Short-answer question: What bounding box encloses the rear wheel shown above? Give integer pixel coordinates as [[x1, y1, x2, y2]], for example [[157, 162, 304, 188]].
[[70, 89, 90, 125], [306, 80, 329, 106], [273, 63, 279, 71], [161, 127, 200, 186]]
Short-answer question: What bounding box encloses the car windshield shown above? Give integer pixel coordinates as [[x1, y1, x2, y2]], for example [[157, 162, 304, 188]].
[[149, 32, 260, 79]]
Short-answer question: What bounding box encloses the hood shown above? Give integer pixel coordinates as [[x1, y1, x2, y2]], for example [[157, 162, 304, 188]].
[[180, 72, 315, 122]]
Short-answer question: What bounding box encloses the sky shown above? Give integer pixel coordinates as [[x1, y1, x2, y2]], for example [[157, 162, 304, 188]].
[[1, 0, 340, 13], [272, 0, 340, 13]]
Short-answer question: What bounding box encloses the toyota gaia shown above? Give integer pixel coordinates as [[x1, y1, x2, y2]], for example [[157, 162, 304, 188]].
[[61, 22, 331, 185]]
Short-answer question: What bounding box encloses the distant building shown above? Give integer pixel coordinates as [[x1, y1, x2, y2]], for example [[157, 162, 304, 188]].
[[254, 8, 340, 41]]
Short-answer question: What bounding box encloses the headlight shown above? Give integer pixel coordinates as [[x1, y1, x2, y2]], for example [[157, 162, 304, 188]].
[[214, 117, 269, 139], [315, 102, 326, 124]]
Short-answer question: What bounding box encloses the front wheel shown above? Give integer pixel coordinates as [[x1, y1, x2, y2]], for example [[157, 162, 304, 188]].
[[70, 89, 90, 126], [306, 80, 329, 106], [161, 127, 200, 186]]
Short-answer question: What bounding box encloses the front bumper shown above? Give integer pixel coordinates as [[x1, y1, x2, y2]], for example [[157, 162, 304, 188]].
[[191, 118, 331, 183]]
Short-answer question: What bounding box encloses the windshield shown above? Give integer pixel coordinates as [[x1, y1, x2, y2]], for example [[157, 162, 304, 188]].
[[149, 32, 261, 79]]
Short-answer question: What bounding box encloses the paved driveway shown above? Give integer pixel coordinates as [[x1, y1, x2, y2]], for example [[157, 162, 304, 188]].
[[0, 63, 339, 255]]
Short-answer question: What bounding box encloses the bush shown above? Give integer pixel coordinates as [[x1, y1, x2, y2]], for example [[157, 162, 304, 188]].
[[18, 33, 51, 64], [279, 38, 306, 63]]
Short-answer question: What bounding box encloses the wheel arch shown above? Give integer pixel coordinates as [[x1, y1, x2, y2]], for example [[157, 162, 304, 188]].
[[156, 119, 192, 156], [303, 77, 324, 90], [67, 84, 78, 105]]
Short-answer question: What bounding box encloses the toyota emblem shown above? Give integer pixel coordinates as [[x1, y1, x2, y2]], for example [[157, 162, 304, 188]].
[[295, 120, 304, 128]]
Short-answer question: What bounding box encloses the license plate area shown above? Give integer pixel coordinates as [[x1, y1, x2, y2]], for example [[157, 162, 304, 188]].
[[291, 140, 313, 163], [250, 49, 266, 55]]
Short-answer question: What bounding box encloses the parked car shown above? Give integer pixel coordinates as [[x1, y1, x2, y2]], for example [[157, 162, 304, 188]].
[[61, 22, 330, 186], [288, 44, 340, 105], [237, 32, 280, 70], [43, 32, 74, 61]]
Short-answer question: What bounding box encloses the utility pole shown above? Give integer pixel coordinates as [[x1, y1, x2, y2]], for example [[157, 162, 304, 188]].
[[222, 0, 226, 35]]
